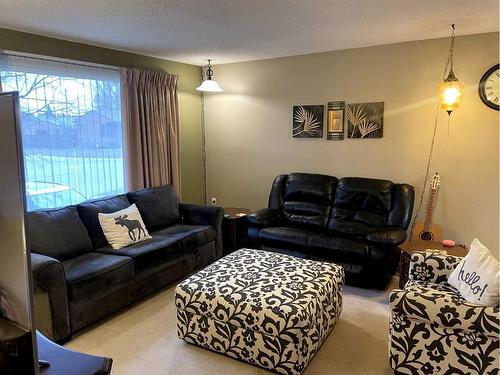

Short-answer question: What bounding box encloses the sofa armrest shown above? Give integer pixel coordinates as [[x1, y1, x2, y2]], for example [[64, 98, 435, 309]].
[[179, 203, 224, 229], [179, 203, 224, 258], [247, 208, 283, 228], [31, 252, 71, 342], [408, 251, 463, 284], [366, 228, 407, 245]]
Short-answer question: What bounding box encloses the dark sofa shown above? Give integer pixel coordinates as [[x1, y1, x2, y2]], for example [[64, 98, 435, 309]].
[[27, 185, 224, 342], [247, 173, 414, 289]]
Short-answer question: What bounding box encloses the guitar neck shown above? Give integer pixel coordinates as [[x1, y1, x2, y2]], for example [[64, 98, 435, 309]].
[[423, 189, 438, 231]]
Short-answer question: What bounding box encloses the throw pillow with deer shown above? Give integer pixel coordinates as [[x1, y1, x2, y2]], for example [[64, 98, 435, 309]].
[[98, 204, 152, 249]]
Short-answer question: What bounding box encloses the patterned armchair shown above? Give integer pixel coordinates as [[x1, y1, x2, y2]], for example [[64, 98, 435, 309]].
[[389, 251, 499, 374]]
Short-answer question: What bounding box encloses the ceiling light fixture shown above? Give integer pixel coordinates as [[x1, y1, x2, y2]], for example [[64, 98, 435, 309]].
[[438, 24, 464, 115], [197, 59, 223, 92]]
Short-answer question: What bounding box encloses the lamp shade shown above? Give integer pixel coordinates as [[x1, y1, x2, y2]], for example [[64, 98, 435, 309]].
[[438, 77, 464, 113], [197, 79, 223, 92]]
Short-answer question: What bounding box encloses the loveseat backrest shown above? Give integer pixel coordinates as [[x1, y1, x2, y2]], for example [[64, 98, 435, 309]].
[[268, 174, 414, 234], [268, 174, 288, 210], [328, 177, 414, 235], [269, 173, 338, 228], [328, 177, 393, 235], [387, 183, 415, 229]]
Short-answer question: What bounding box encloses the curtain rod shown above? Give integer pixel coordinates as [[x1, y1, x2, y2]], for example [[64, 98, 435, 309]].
[[1, 50, 120, 72]]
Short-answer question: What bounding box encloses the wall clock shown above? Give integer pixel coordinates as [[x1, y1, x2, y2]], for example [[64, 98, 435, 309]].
[[478, 64, 499, 111]]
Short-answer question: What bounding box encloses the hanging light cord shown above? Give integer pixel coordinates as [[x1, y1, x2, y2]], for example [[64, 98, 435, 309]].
[[410, 106, 439, 239], [200, 65, 208, 204], [448, 25, 455, 74], [410, 24, 455, 238]]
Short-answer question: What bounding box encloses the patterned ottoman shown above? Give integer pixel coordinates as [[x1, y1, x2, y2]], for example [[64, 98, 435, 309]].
[[175, 249, 344, 375]]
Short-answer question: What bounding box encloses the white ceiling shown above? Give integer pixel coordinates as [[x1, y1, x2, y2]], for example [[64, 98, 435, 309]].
[[0, 0, 498, 65]]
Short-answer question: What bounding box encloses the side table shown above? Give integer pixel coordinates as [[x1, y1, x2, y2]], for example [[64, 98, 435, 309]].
[[38, 331, 112, 374], [222, 207, 252, 256], [0, 317, 112, 375], [398, 240, 468, 289]]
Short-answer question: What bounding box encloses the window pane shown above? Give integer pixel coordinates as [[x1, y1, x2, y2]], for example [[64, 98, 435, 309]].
[[0, 55, 124, 211]]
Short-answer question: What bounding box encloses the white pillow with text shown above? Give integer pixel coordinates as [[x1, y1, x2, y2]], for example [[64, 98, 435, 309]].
[[448, 238, 499, 306]]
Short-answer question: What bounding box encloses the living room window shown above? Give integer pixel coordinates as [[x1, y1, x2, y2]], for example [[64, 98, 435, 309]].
[[0, 53, 124, 210]]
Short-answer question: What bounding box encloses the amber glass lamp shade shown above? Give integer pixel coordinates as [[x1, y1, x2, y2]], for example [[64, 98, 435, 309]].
[[438, 71, 464, 114]]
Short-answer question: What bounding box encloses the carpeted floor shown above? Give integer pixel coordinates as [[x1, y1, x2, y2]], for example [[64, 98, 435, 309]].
[[67, 278, 398, 375]]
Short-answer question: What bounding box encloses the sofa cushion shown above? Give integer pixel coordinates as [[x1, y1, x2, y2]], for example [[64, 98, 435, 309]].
[[127, 185, 180, 230], [94, 235, 180, 273], [329, 177, 394, 235], [259, 226, 318, 251], [151, 225, 215, 252], [282, 173, 338, 228], [308, 233, 386, 265], [62, 252, 134, 301], [27, 206, 93, 260], [77, 195, 131, 248]]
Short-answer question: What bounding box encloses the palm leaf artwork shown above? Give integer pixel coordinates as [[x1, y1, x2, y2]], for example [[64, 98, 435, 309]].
[[292, 105, 324, 138], [346, 104, 367, 138], [358, 118, 379, 138], [347, 102, 384, 138]]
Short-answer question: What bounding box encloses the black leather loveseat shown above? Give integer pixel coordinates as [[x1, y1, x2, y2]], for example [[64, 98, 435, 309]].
[[27, 185, 223, 342], [247, 173, 414, 289]]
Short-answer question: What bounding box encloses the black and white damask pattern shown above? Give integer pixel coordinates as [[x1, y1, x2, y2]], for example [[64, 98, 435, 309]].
[[390, 252, 500, 374], [408, 251, 463, 285], [175, 249, 345, 375]]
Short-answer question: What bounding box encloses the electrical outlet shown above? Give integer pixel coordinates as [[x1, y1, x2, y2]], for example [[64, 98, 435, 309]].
[[211, 197, 217, 205]]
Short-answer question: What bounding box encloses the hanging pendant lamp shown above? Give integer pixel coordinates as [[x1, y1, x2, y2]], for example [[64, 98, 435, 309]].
[[438, 24, 464, 115], [197, 59, 223, 92]]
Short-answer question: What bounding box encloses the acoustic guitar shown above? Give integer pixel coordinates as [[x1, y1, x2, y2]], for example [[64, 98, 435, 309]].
[[411, 172, 443, 241]]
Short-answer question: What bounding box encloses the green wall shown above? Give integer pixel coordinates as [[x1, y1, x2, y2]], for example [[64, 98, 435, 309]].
[[0, 28, 204, 203]]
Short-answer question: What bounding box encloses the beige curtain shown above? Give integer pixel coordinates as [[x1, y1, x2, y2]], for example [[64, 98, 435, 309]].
[[120, 68, 180, 193]]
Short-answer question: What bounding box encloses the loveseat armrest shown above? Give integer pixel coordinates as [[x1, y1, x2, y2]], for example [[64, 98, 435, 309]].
[[366, 228, 407, 245], [247, 208, 283, 228], [390, 283, 499, 338], [408, 251, 463, 284], [31, 252, 71, 342], [179, 203, 224, 258]]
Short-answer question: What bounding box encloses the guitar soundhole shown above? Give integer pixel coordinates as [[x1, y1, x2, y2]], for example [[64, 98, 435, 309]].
[[419, 231, 434, 241]]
